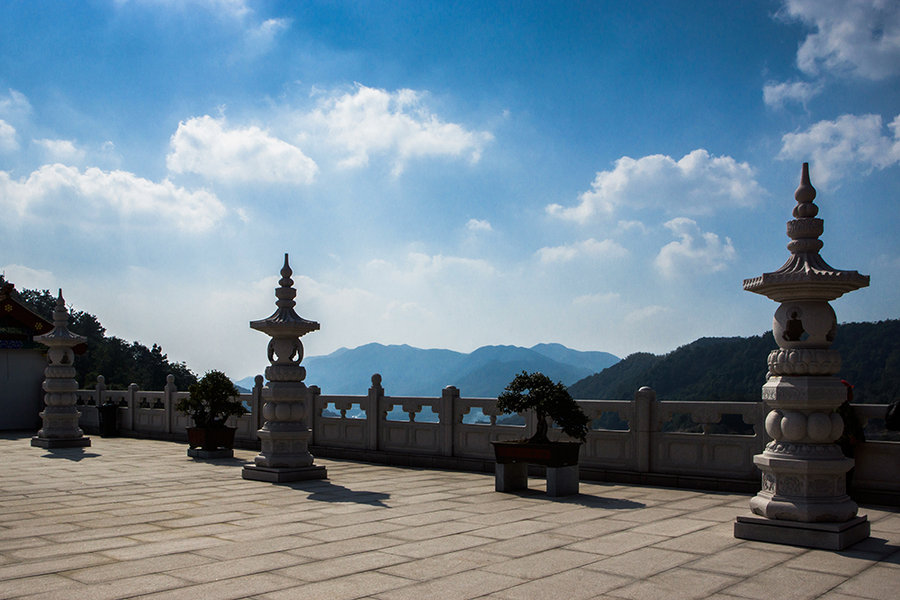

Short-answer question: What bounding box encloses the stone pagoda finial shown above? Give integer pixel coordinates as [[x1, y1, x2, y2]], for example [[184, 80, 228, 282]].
[[31, 289, 91, 449], [734, 164, 871, 550], [243, 254, 327, 483]]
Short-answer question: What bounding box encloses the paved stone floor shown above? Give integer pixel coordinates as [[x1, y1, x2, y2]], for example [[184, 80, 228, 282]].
[[1, 434, 897, 600]]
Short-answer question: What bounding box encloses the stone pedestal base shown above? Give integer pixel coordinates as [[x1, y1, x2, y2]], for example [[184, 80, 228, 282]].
[[547, 465, 579, 497], [31, 436, 91, 449], [188, 448, 233, 459], [734, 514, 870, 550], [495, 462, 528, 492], [242, 464, 327, 483], [494, 463, 580, 496]]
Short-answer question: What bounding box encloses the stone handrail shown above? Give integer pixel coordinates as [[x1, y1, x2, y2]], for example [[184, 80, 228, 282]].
[[73, 374, 899, 503]]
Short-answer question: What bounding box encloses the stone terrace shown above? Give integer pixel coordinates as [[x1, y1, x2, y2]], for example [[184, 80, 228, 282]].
[[1, 435, 897, 600]]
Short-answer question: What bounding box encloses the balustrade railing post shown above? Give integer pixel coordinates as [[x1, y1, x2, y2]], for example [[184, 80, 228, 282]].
[[164, 375, 176, 434], [95, 375, 106, 407], [127, 383, 137, 431], [367, 374, 383, 451], [635, 386, 655, 473], [440, 386, 458, 457], [250, 375, 263, 430], [308, 385, 320, 445]]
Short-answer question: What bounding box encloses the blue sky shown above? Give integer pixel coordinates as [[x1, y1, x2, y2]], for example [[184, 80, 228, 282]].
[[2, 0, 898, 383]]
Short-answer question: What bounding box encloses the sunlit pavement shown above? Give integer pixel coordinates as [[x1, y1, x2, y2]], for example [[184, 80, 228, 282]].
[[1, 434, 897, 600]]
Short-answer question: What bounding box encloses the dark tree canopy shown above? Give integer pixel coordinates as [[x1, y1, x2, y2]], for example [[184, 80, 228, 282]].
[[19, 288, 198, 390], [498, 371, 590, 442]]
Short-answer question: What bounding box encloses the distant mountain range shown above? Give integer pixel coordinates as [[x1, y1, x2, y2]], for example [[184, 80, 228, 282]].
[[236, 343, 619, 397]]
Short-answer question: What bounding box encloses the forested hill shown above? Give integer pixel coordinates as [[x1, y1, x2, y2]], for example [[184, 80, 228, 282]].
[[568, 320, 900, 404], [19, 288, 197, 390]]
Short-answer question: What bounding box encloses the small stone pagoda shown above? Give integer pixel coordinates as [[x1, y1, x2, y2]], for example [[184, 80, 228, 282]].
[[242, 254, 327, 482], [31, 290, 91, 449], [734, 163, 870, 549]]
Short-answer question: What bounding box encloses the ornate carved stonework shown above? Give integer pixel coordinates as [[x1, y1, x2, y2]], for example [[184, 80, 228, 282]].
[[31, 290, 90, 449], [242, 254, 327, 483], [734, 164, 871, 549]]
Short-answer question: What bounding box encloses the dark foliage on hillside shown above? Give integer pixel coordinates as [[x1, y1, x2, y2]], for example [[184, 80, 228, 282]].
[[568, 320, 900, 404], [20, 289, 197, 390]]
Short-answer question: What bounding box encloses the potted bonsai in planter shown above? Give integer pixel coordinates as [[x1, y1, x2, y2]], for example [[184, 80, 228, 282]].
[[175, 370, 244, 457], [492, 370, 590, 471]]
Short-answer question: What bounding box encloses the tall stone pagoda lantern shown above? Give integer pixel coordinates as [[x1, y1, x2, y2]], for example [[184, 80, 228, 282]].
[[734, 163, 870, 550], [242, 254, 327, 482], [31, 290, 90, 449]]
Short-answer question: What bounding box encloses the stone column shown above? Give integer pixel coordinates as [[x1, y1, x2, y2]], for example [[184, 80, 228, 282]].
[[734, 164, 870, 550], [242, 254, 327, 482], [31, 290, 90, 449]]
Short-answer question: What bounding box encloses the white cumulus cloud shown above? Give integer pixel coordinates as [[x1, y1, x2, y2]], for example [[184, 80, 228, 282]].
[[536, 238, 628, 264], [782, 0, 900, 80], [546, 149, 763, 222], [779, 113, 900, 184], [167, 115, 318, 184], [0, 89, 32, 122], [0, 120, 16, 152], [654, 217, 736, 279], [34, 138, 85, 163], [466, 218, 493, 232], [0, 164, 227, 231], [763, 80, 823, 108], [309, 84, 493, 176]]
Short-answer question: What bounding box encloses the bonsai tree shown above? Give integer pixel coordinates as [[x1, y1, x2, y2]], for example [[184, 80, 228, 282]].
[[175, 370, 244, 428], [497, 371, 590, 443]]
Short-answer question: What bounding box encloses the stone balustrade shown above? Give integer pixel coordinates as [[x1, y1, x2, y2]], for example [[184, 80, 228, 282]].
[[73, 374, 899, 505]]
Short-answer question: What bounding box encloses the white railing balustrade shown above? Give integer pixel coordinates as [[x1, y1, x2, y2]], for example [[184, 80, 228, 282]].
[[73, 373, 899, 501]]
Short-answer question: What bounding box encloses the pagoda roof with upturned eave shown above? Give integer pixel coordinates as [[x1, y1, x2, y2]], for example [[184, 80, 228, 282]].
[[0, 278, 54, 348]]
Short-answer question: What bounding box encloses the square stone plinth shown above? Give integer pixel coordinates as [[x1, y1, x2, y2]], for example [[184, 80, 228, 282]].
[[31, 436, 91, 449], [547, 465, 579, 497], [188, 448, 233, 459], [242, 464, 327, 483], [734, 514, 870, 550]]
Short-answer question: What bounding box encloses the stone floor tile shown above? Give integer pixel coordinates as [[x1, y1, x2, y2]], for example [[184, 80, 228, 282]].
[[551, 516, 635, 539], [783, 548, 882, 576], [608, 567, 739, 600], [491, 567, 632, 600], [653, 522, 743, 554], [0, 574, 73, 598], [831, 565, 900, 599], [167, 552, 309, 583], [288, 535, 406, 560], [274, 551, 408, 583], [686, 545, 796, 576], [630, 517, 716, 537], [371, 569, 524, 600], [379, 533, 492, 559], [566, 530, 670, 556], [132, 572, 299, 600], [262, 572, 414, 600], [377, 548, 505, 580], [482, 548, 598, 579], [719, 565, 847, 600], [477, 532, 582, 558], [0, 553, 113, 580], [18, 573, 188, 600], [586, 546, 696, 578], [65, 552, 215, 584]]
